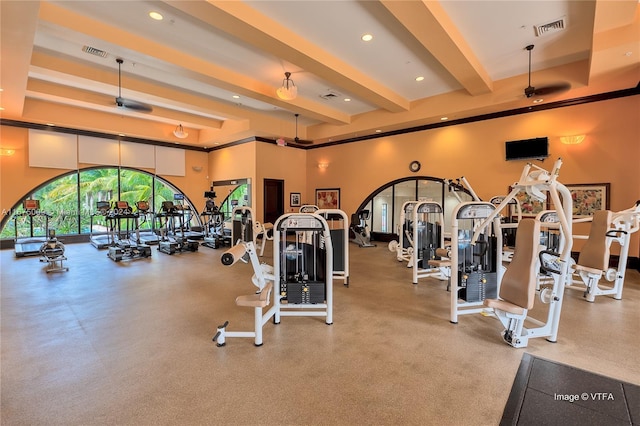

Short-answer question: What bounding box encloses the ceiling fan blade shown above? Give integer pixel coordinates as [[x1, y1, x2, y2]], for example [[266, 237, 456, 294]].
[[532, 82, 571, 97], [116, 97, 153, 113]]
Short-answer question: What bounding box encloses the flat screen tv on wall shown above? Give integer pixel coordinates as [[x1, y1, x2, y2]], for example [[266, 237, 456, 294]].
[[505, 137, 549, 161]]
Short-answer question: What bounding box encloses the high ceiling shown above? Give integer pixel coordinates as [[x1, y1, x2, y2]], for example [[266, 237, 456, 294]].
[[1, 1, 638, 149]]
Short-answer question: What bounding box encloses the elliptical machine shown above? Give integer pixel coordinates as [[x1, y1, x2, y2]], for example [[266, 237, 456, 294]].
[[201, 190, 228, 249], [350, 209, 376, 248], [39, 229, 68, 273]]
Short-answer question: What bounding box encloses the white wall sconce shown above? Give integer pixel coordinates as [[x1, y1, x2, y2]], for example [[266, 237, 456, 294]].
[[0, 148, 16, 156], [560, 135, 585, 145], [318, 162, 329, 170], [192, 166, 203, 172]]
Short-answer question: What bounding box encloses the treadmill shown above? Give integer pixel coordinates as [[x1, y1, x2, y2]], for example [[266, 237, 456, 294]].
[[135, 200, 159, 245], [90, 201, 113, 249], [14, 199, 51, 258]]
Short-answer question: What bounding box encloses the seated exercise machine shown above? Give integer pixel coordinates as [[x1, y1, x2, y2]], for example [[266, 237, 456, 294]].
[[388, 201, 418, 265], [214, 241, 275, 346], [213, 212, 334, 346], [566, 200, 640, 302], [200, 191, 230, 249], [90, 201, 114, 249], [317, 208, 350, 286], [411, 201, 448, 285], [107, 201, 152, 262], [39, 229, 69, 273], [350, 209, 376, 248], [155, 200, 199, 255], [14, 199, 51, 258], [477, 158, 573, 347], [231, 206, 272, 256]]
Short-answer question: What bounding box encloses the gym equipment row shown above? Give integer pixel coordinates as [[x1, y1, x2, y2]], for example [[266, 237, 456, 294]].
[[200, 190, 230, 249], [565, 201, 640, 302], [106, 201, 153, 262], [213, 212, 334, 347], [155, 195, 200, 255]]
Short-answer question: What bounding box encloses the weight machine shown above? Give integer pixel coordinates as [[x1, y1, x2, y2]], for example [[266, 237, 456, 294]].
[[107, 201, 152, 262], [213, 212, 333, 346], [14, 199, 51, 258], [411, 201, 448, 285], [388, 201, 419, 266], [39, 229, 68, 273], [231, 206, 272, 256], [316, 208, 350, 286], [479, 158, 573, 348], [449, 201, 500, 323], [566, 200, 640, 302]]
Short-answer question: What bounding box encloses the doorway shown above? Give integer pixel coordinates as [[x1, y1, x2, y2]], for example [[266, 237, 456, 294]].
[[263, 179, 284, 224]]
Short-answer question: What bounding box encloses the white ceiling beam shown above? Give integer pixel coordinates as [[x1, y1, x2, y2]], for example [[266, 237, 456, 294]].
[[380, 0, 493, 96], [165, 0, 410, 113]]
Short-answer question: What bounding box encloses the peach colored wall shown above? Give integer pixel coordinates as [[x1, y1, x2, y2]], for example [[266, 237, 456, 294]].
[[208, 141, 256, 209], [306, 96, 640, 257], [0, 125, 209, 219]]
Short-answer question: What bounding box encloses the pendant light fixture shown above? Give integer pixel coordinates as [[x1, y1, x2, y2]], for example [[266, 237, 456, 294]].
[[173, 124, 188, 139], [276, 72, 297, 100]]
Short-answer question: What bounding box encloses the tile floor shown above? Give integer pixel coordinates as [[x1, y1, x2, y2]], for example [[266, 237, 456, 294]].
[[1, 241, 639, 425]]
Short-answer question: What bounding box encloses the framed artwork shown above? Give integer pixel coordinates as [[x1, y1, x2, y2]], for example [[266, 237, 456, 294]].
[[509, 187, 548, 218], [315, 188, 340, 210], [290, 192, 301, 207], [566, 183, 610, 217]]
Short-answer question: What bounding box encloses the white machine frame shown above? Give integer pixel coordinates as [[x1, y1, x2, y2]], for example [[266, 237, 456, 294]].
[[231, 206, 273, 256], [388, 200, 418, 266], [411, 201, 448, 284], [214, 241, 276, 346], [475, 158, 573, 347], [566, 201, 640, 302], [213, 212, 334, 346], [449, 201, 501, 323], [316, 208, 350, 286], [273, 213, 334, 325]]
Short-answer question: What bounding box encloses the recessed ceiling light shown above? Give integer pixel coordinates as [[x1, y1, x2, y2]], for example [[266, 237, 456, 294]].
[[118, 133, 126, 137], [375, 129, 382, 133], [344, 98, 351, 102], [533, 98, 544, 104], [440, 117, 448, 121], [149, 11, 163, 20], [415, 76, 425, 82], [361, 34, 373, 42], [232, 95, 240, 99], [46, 123, 55, 126]]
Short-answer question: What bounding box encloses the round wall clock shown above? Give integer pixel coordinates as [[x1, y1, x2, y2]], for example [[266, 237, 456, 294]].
[[409, 160, 421, 173]]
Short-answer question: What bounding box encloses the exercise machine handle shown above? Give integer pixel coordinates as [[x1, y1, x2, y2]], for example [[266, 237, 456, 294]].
[[221, 243, 248, 266]]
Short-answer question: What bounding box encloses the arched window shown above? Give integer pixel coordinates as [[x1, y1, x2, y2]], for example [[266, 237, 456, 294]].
[[1, 167, 199, 240], [355, 176, 474, 241]]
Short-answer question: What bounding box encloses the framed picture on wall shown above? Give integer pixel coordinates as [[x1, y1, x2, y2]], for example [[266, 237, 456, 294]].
[[315, 188, 340, 210], [566, 183, 610, 217], [509, 186, 548, 218], [290, 192, 301, 207]]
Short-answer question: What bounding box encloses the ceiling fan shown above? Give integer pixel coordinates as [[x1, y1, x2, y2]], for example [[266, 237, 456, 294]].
[[523, 44, 571, 98], [278, 113, 312, 146], [115, 58, 153, 113]]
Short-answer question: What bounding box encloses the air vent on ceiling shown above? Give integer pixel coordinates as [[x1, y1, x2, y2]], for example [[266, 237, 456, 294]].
[[534, 16, 566, 37], [320, 90, 341, 100], [82, 45, 108, 58]]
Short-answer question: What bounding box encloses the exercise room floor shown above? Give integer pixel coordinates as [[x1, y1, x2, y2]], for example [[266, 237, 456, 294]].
[[2, 241, 639, 425]]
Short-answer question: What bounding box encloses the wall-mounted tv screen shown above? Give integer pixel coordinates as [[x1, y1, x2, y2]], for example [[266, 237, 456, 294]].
[[505, 137, 549, 161]]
